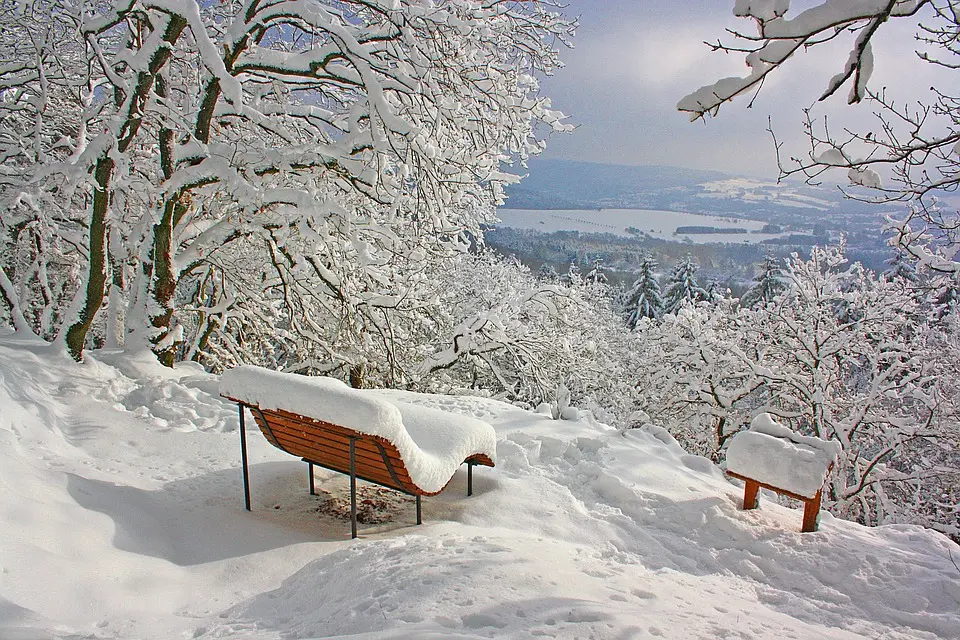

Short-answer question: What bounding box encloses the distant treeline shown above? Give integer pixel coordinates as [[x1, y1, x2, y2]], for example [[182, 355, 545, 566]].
[[675, 226, 748, 235], [761, 234, 825, 245]]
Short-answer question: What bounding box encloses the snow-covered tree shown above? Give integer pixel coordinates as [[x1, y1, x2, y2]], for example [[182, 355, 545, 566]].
[[0, 0, 575, 368], [680, 0, 960, 275], [624, 253, 663, 327], [537, 263, 560, 283], [585, 258, 608, 286], [633, 244, 958, 535], [563, 261, 583, 287], [704, 280, 727, 304], [421, 251, 637, 414], [662, 255, 708, 314], [740, 254, 786, 308], [881, 250, 919, 285], [751, 246, 949, 528], [633, 299, 761, 459], [932, 275, 960, 321]]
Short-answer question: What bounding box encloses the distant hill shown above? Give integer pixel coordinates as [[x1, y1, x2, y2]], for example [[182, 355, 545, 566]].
[[503, 159, 726, 209], [502, 158, 883, 231]]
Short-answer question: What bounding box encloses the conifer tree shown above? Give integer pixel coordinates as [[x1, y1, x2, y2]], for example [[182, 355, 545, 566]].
[[624, 254, 663, 328], [882, 251, 919, 284], [585, 258, 608, 286], [663, 255, 707, 314], [704, 280, 727, 304], [564, 262, 583, 287], [537, 263, 559, 283], [740, 254, 786, 308]]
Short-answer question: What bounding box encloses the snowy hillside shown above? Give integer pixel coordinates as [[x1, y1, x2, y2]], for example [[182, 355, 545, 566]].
[[494, 208, 784, 244], [500, 159, 881, 224], [1, 330, 958, 640]]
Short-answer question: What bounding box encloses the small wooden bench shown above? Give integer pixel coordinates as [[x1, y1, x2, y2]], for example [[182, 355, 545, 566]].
[[219, 367, 496, 538], [725, 414, 840, 533], [726, 469, 829, 533]]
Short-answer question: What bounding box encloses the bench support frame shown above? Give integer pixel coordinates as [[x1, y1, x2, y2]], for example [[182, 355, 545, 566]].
[[239, 405, 251, 511], [236, 402, 480, 539], [728, 470, 824, 533]]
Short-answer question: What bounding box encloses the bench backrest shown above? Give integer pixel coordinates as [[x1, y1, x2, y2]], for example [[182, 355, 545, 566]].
[[249, 405, 423, 494], [243, 404, 493, 497]]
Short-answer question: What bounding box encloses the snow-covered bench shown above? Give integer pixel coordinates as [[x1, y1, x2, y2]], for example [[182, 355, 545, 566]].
[[725, 414, 840, 533], [219, 366, 496, 538]]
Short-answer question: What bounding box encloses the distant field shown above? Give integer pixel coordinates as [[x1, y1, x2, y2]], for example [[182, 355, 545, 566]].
[[495, 208, 786, 245]]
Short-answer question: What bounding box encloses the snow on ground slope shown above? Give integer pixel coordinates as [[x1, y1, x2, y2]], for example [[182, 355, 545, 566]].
[[0, 330, 958, 640]]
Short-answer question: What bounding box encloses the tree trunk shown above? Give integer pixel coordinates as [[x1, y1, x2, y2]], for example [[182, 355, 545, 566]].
[[149, 197, 181, 367], [64, 156, 113, 360], [148, 69, 184, 367], [0, 268, 31, 333], [349, 364, 365, 389], [63, 14, 187, 361], [105, 230, 126, 348]]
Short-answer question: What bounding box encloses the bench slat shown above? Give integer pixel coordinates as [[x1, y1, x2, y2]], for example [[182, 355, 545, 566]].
[[727, 470, 812, 503], [465, 453, 495, 468], [305, 459, 415, 494], [279, 440, 414, 490], [255, 414, 410, 468], [248, 405, 454, 495], [259, 435, 416, 492], [268, 427, 409, 474], [267, 408, 395, 441]]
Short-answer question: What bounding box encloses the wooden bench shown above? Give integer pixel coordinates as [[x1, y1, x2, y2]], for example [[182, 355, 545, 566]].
[[726, 469, 829, 533], [219, 367, 496, 538], [725, 414, 840, 533]]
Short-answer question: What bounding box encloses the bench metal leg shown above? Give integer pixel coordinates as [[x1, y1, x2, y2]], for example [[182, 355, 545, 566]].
[[308, 462, 315, 496], [349, 437, 358, 539], [239, 405, 251, 511], [742, 479, 759, 510], [467, 461, 474, 496], [416, 495, 422, 525]]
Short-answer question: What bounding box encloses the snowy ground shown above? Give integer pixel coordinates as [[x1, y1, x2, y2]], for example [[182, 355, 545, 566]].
[[1, 330, 958, 640]]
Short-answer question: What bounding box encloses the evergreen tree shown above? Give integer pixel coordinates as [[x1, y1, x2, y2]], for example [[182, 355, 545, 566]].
[[663, 255, 708, 314], [564, 262, 583, 287], [882, 250, 919, 284], [740, 254, 786, 308], [585, 258, 608, 286], [624, 254, 663, 328], [704, 280, 727, 304], [537, 263, 559, 283], [934, 278, 960, 320]]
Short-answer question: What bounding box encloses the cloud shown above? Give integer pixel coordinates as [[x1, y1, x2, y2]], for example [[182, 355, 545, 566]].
[[538, 1, 951, 179]]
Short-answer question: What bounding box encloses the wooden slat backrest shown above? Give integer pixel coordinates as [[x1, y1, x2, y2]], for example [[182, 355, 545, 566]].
[[249, 406, 425, 494], [222, 392, 496, 498]]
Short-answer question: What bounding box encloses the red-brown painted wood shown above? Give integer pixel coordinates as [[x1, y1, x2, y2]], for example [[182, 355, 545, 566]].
[[727, 470, 825, 533]]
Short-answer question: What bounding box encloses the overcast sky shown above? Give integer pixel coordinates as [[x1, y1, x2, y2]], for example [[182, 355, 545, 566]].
[[539, 1, 942, 180]]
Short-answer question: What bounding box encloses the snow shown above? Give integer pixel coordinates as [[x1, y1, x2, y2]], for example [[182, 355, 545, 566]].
[[220, 366, 496, 494], [849, 166, 883, 189], [817, 148, 847, 166], [726, 414, 841, 498], [734, 0, 789, 22], [1, 330, 959, 640]]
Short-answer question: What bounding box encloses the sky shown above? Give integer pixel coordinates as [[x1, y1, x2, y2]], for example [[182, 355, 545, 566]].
[[539, 0, 945, 180]]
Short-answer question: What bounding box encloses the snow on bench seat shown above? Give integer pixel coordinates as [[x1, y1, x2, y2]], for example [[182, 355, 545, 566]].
[[220, 365, 497, 495], [726, 414, 840, 532]]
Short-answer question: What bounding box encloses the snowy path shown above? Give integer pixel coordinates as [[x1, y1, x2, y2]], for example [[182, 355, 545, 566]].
[[0, 332, 957, 639]]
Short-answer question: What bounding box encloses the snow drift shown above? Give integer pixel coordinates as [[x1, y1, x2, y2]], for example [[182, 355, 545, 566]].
[[0, 330, 958, 640]]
